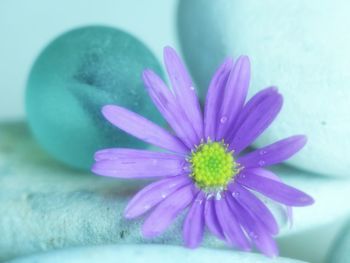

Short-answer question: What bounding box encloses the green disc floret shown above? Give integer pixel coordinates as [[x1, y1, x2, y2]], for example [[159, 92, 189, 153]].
[[189, 141, 238, 190]]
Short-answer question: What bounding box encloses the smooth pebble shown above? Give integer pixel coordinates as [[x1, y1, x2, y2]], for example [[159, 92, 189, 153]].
[[26, 26, 165, 170], [177, 0, 350, 177]]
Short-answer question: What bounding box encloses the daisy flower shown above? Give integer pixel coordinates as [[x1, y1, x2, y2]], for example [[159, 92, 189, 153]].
[[92, 46, 314, 257]]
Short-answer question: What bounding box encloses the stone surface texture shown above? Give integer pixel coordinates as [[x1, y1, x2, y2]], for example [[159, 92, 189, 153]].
[[1, 122, 350, 261]]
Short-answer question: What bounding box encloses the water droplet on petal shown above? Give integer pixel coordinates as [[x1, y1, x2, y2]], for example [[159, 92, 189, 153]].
[[220, 116, 228, 124], [161, 193, 166, 199], [258, 160, 266, 166], [249, 231, 258, 239], [189, 86, 195, 91], [259, 150, 267, 155], [183, 166, 190, 171], [195, 198, 203, 204], [232, 191, 240, 197], [206, 193, 214, 200]]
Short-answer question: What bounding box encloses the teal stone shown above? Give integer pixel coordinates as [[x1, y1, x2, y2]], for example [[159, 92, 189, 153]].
[[26, 26, 165, 170], [178, 0, 350, 177]]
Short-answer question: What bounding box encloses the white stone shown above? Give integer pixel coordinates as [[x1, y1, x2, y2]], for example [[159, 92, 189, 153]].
[[1, 122, 350, 261], [6, 245, 306, 263], [327, 221, 350, 263], [178, 0, 350, 177]]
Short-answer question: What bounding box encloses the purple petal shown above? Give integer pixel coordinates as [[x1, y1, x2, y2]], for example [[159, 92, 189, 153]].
[[248, 168, 293, 226], [250, 167, 280, 181], [237, 170, 314, 206], [229, 87, 279, 133], [183, 192, 205, 248], [92, 155, 185, 178], [102, 105, 188, 154], [142, 184, 197, 238], [163, 46, 203, 139], [204, 58, 233, 140], [227, 196, 278, 257], [216, 56, 250, 140], [214, 196, 251, 250], [204, 197, 225, 240], [237, 135, 308, 168], [143, 69, 199, 148], [228, 183, 279, 235], [124, 175, 191, 219], [228, 88, 283, 153], [94, 148, 184, 162]]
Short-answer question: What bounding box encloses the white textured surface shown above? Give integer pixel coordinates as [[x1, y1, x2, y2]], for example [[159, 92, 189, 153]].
[[177, 0, 350, 177], [1, 122, 350, 261], [6, 245, 306, 263], [0, 122, 221, 261]]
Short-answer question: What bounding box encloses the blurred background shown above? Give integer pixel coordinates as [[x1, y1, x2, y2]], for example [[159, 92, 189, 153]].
[[1, 1, 350, 263], [0, 0, 177, 121]]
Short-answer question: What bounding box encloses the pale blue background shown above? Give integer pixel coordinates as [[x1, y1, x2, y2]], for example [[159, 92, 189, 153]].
[[0, 0, 178, 120]]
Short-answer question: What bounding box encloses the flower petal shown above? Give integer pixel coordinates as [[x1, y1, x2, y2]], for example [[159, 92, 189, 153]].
[[183, 192, 205, 248], [163, 46, 203, 139], [227, 196, 278, 257], [216, 56, 250, 140], [124, 175, 191, 219], [143, 69, 199, 148], [214, 196, 251, 250], [230, 87, 279, 133], [248, 168, 293, 226], [204, 58, 233, 140], [237, 135, 308, 168], [94, 148, 184, 162], [228, 183, 279, 235], [142, 184, 196, 238], [228, 88, 283, 153], [236, 170, 314, 206], [102, 105, 188, 154], [92, 156, 185, 178], [204, 197, 225, 240]]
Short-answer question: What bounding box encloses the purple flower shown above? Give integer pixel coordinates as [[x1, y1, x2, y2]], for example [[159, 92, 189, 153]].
[[92, 46, 314, 257]]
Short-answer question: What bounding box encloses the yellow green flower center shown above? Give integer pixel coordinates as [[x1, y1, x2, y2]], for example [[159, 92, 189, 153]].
[[189, 141, 238, 191]]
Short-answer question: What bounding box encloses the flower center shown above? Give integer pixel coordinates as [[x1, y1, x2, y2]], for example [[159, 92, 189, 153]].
[[189, 141, 238, 191]]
